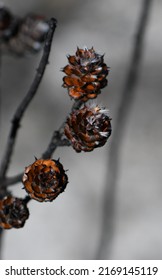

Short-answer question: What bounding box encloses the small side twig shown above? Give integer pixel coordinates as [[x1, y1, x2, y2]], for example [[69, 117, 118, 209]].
[[42, 98, 84, 159], [42, 129, 70, 160], [3, 98, 84, 187], [96, 0, 153, 259], [0, 18, 57, 182], [2, 129, 70, 187], [2, 126, 70, 187], [72, 100, 83, 111], [2, 137, 70, 187], [23, 196, 31, 204]]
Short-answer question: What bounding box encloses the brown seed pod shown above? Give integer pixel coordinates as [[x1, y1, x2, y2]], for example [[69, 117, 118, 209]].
[[62, 47, 109, 102], [0, 10, 49, 55], [64, 104, 112, 152], [15, 14, 49, 53], [22, 159, 68, 202], [0, 6, 12, 31], [0, 6, 19, 41], [0, 196, 29, 229]]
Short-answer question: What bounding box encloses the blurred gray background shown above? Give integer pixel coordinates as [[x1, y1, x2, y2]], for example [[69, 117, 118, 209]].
[[0, 0, 161, 259]]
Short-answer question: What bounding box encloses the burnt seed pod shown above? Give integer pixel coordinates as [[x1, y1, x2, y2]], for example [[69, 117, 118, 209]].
[[14, 14, 49, 53], [22, 159, 68, 202], [0, 9, 49, 55], [0, 6, 12, 32], [64, 104, 112, 152], [62, 47, 109, 102], [0, 196, 29, 229], [0, 6, 20, 41]]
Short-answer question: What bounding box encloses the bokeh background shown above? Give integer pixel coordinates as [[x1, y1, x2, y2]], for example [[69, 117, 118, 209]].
[[0, 0, 161, 259]]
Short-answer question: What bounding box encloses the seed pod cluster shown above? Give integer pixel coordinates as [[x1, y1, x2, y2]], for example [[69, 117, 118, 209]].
[[64, 105, 111, 152], [0, 8, 112, 230], [0, 196, 29, 229], [63, 47, 109, 102], [22, 159, 68, 202], [0, 6, 49, 55]]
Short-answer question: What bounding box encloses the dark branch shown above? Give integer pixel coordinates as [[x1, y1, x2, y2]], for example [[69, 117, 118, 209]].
[[42, 99, 84, 160], [0, 18, 57, 181], [4, 173, 23, 186], [3, 135, 70, 187], [72, 100, 83, 111], [96, 0, 153, 259], [23, 195, 31, 204], [3, 99, 83, 186], [42, 129, 70, 159]]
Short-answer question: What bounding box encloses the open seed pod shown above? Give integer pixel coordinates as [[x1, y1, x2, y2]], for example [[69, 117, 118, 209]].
[[64, 104, 112, 152], [22, 159, 68, 202], [0, 196, 29, 229], [63, 47, 109, 101]]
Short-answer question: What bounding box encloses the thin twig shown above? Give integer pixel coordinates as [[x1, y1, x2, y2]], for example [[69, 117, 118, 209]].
[[42, 129, 70, 159], [42, 99, 83, 159], [0, 18, 57, 181], [3, 99, 83, 186], [96, 0, 153, 259], [72, 99, 83, 111], [23, 195, 31, 204], [3, 173, 23, 187], [2, 131, 70, 186]]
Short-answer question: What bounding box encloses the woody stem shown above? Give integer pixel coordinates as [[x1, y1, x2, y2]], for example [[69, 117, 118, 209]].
[[0, 18, 57, 187]]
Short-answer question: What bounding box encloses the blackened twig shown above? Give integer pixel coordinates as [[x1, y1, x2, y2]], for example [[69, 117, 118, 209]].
[[3, 99, 83, 186], [41, 99, 83, 159], [3, 135, 70, 187], [42, 128, 70, 159], [72, 99, 83, 111], [3, 173, 23, 186], [96, 0, 153, 259], [23, 195, 31, 204], [0, 18, 57, 181]]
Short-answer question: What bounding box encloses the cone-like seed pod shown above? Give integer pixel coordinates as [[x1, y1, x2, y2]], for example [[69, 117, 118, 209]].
[[0, 7, 19, 41], [0, 7, 12, 33], [12, 14, 49, 54], [22, 159, 68, 202], [0, 8, 49, 55], [62, 47, 109, 102], [0, 196, 29, 229], [64, 105, 112, 152]]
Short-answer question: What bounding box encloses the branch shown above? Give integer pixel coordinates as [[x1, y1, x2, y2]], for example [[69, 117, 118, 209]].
[[42, 129, 70, 160], [0, 18, 57, 181], [72, 99, 83, 111], [96, 0, 153, 259], [42, 100, 82, 159], [3, 98, 84, 187], [3, 132, 70, 187]]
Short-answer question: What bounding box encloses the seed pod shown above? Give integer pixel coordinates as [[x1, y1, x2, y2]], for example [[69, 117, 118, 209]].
[[62, 47, 109, 102], [12, 14, 49, 54], [0, 196, 29, 229], [22, 159, 68, 202], [0, 6, 12, 32], [0, 6, 19, 41], [64, 104, 112, 152], [0, 9, 49, 56]]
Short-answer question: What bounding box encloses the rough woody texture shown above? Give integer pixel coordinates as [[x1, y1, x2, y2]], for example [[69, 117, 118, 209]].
[[22, 159, 68, 202], [63, 47, 109, 101], [0, 196, 29, 229], [0, 7, 49, 55], [64, 105, 111, 152]]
